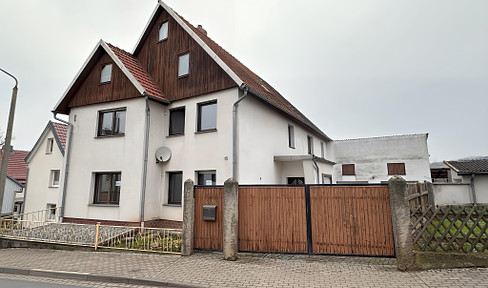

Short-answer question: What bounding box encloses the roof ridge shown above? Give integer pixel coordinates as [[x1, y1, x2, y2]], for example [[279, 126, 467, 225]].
[[335, 133, 428, 142]]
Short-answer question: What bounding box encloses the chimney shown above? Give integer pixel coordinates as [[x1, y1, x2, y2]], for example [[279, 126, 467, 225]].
[[197, 25, 207, 36]]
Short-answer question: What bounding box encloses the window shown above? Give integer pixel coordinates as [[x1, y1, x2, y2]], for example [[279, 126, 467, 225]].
[[322, 174, 332, 184], [50, 170, 60, 187], [178, 53, 189, 77], [287, 177, 305, 185], [288, 125, 295, 148], [320, 142, 325, 158], [197, 101, 217, 131], [47, 204, 56, 221], [169, 107, 185, 135], [168, 172, 183, 205], [342, 164, 355, 176], [387, 163, 406, 175], [197, 171, 216, 186], [46, 138, 54, 154], [307, 135, 314, 155], [158, 22, 168, 42], [98, 109, 126, 136], [93, 172, 121, 205], [100, 64, 112, 84]]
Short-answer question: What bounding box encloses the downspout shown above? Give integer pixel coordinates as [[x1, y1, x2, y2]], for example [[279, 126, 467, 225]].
[[140, 96, 150, 227], [470, 174, 477, 205], [312, 155, 320, 184], [52, 112, 73, 223], [232, 85, 249, 180]]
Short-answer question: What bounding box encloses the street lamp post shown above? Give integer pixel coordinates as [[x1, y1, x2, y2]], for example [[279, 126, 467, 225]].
[[0, 68, 18, 215]]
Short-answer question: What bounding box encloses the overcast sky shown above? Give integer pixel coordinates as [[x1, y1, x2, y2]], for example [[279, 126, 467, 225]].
[[0, 0, 486, 162]]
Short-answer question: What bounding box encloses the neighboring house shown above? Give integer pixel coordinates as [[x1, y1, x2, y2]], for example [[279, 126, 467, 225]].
[[51, 1, 431, 227], [430, 161, 450, 183], [0, 148, 28, 216], [23, 121, 68, 220], [442, 158, 488, 204]]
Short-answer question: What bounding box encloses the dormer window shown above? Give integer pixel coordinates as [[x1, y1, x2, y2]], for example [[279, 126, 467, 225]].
[[100, 64, 112, 84], [158, 22, 168, 42], [178, 53, 189, 77]]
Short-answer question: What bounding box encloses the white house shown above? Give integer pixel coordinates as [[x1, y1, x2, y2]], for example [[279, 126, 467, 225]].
[[23, 121, 67, 220], [50, 1, 431, 227], [0, 148, 28, 216]]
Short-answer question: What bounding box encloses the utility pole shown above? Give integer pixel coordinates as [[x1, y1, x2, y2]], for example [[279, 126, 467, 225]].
[[0, 68, 18, 215]]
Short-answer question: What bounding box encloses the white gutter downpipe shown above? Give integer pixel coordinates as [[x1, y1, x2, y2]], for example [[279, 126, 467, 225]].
[[140, 96, 150, 227], [52, 112, 73, 222], [232, 85, 249, 180]]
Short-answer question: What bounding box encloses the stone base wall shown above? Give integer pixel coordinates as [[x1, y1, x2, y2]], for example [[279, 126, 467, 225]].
[[415, 251, 488, 269], [62, 217, 182, 229]]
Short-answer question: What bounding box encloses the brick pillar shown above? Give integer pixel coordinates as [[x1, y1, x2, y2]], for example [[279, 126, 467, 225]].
[[223, 178, 238, 261], [388, 176, 416, 271], [182, 179, 194, 256]]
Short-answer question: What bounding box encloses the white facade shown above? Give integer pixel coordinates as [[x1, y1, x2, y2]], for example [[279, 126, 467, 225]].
[[24, 124, 65, 216], [330, 134, 431, 184]]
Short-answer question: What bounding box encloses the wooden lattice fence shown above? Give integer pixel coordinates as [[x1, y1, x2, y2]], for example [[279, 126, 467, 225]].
[[408, 183, 488, 253]]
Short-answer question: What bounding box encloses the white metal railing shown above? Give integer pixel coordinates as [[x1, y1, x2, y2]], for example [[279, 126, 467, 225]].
[[0, 218, 182, 254], [5, 207, 63, 223]]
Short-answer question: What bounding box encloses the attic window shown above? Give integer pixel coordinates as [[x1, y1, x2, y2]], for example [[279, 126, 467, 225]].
[[178, 53, 189, 77], [158, 22, 168, 42], [100, 64, 112, 84]]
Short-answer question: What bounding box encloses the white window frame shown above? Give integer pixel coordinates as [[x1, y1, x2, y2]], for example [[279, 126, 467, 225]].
[[50, 170, 60, 187], [320, 141, 325, 158], [46, 138, 54, 154], [158, 21, 168, 42], [100, 64, 113, 84], [178, 53, 190, 77], [307, 135, 314, 155], [288, 125, 295, 149]]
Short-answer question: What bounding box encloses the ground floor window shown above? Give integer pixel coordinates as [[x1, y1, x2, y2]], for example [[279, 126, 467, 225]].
[[168, 172, 183, 205], [47, 204, 56, 221], [322, 174, 332, 184], [197, 171, 216, 186], [94, 172, 121, 205], [287, 177, 305, 185]]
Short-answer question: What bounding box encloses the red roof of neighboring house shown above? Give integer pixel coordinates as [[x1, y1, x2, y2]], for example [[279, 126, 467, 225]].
[[107, 43, 166, 101], [0, 149, 29, 183], [52, 122, 68, 149]]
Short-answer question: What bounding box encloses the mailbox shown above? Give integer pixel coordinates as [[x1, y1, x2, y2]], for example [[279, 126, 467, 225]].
[[203, 205, 217, 221]]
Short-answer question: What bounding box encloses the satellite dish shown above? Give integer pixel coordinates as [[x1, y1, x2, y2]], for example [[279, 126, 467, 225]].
[[155, 146, 171, 163]]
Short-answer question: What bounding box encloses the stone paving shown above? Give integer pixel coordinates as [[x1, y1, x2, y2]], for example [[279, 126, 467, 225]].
[[0, 248, 487, 287]]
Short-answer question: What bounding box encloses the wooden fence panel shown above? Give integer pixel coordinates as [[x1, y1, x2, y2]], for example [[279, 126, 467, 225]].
[[238, 186, 308, 253], [194, 187, 223, 250], [310, 186, 395, 256]]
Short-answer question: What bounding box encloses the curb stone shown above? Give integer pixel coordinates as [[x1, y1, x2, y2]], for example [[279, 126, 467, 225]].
[[0, 267, 209, 288]]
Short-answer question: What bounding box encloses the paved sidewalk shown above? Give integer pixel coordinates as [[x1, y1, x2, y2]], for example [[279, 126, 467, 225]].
[[0, 248, 486, 287]]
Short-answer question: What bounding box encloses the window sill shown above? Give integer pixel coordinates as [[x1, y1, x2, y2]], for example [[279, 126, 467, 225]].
[[177, 74, 189, 79], [167, 133, 184, 138], [89, 204, 119, 207], [45, 152, 53, 155], [157, 38, 168, 43], [48, 186, 59, 189], [163, 204, 182, 207], [95, 134, 125, 139], [99, 82, 111, 86], [195, 129, 217, 135]]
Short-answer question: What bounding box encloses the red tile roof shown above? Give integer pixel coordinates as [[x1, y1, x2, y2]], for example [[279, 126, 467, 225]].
[[0, 149, 29, 183], [52, 122, 68, 149], [176, 15, 329, 140], [107, 43, 166, 101]]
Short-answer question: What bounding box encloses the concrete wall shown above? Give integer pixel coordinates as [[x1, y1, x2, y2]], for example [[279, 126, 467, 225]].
[[64, 98, 146, 222], [237, 94, 331, 184], [473, 176, 488, 203], [331, 134, 431, 184], [24, 129, 64, 214], [433, 183, 472, 205]]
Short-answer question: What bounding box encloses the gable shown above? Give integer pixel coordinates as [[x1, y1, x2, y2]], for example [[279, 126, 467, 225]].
[[25, 121, 68, 163], [67, 51, 141, 109], [134, 7, 237, 101]]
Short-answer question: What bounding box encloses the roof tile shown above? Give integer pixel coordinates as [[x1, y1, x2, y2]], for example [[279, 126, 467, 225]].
[[52, 122, 68, 149], [0, 149, 29, 183], [446, 159, 488, 174]]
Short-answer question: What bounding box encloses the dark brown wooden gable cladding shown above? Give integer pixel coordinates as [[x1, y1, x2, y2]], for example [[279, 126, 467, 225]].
[[68, 52, 141, 109], [135, 8, 237, 101]]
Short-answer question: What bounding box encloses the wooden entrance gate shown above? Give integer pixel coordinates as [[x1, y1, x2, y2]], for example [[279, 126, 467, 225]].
[[194, 184, 395, 256]]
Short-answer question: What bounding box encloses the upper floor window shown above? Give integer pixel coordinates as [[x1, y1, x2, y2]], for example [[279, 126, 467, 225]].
[[100, 64, 112, 84], [50, 170, 60, 187], [158, 22, 168, 42], [197, 101, 217, 132], [178, 53, 189, 77], [94, 172, 121, 205], [320, 141, 325, 158], [307, 135, 314, 155], [46, 138, 54, 154], [98, 109, 126, 136], [288, 125, 295, 148], [342, 164, 355, 176], [169, 107, 185, 135], [387, 163, 406, 175]]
